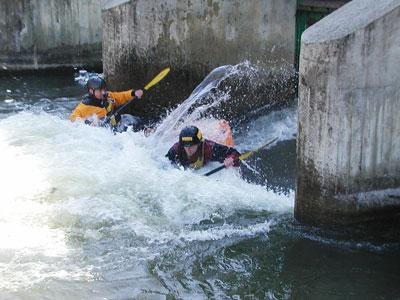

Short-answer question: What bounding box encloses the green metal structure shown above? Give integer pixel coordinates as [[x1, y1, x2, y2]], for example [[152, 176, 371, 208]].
[[295, 0, 350, 67]]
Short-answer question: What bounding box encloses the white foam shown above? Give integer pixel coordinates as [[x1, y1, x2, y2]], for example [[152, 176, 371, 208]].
[[0, 86, 294, 290], [0, 111, 292, 226], [235, 105, 297, 151]]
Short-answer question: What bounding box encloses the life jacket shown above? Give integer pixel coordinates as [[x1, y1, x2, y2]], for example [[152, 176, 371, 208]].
[[166, 139, 241, 169], [81, 95, 113, 112], [189, 141, 205, 169], [69, 95, 114, 123], [69, 90, 133, 122]]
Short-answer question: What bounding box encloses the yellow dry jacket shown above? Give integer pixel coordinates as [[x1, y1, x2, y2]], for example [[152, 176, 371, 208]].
[[69, 90, 133, 122]]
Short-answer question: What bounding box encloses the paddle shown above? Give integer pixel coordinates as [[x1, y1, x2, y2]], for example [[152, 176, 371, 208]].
[[203, 137, 279, 177], [106, 67, 170, 124]]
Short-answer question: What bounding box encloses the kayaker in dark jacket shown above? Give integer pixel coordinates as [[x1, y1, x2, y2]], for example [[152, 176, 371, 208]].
[[166, 126, 241, 170]]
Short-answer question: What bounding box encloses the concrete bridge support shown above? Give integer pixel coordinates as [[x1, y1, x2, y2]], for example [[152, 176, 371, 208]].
[[102, 0, 298, 120], [296, 0, 400, 228], [0, 0, 102, 71]]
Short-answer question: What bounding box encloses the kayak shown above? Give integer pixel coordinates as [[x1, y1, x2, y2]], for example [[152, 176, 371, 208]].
[[193, 119, 235, 147], [216, 119, 234, 147], [113, 114, 143, 132]]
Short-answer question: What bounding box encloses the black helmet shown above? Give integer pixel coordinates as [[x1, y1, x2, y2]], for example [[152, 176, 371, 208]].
[[179, 126, 203, 146], [87, 76, 106, 91]]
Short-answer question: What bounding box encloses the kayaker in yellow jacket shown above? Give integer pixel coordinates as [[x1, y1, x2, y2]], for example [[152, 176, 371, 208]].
[[69, 76, 143, 125]]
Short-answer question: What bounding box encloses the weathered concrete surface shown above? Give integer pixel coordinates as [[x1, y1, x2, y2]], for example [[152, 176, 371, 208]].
[[102, 0, 297, 120], [0, 0, 102, 71], [296, 0, 400, 228]]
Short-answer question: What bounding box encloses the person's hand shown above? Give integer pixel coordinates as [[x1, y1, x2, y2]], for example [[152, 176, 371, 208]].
[[223, 156, 235, 168], [109, 115, 117, 126], [105, 98, 115, 113], [134, 89, 143, 98]]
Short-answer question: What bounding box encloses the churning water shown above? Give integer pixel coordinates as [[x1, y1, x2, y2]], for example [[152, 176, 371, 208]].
[[0, 66, 399, 299]]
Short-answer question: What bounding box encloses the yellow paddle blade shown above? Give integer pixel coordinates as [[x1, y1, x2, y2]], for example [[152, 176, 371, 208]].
[[239, 137, 278, 161], [239, 150, 257, 161], [144, 67, 170, 90]]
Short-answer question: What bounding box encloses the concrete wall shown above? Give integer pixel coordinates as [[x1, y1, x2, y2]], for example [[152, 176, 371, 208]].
[[0, 0, 102, 71], [296, 0, 400, 227], [102, 0, 297, 119]]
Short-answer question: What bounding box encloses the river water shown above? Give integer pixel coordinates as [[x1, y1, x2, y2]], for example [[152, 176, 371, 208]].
[[0, 67, 399, 299]]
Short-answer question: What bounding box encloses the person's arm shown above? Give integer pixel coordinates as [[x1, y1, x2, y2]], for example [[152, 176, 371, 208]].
[[107, 90, 133, 106], [108, 89, 144, 107], [210, 142, 241, 167], [165, 143, 181, 167]]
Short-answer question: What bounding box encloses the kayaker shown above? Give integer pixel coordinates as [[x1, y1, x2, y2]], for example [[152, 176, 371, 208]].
[[166, 125, 241, 170], [69, 75, 143, 126]]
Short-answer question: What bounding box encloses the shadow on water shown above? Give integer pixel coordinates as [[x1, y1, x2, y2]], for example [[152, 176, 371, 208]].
[[0, 72, 83, 118], [150, 214, 400, 299], [241, 139, 297, 195]]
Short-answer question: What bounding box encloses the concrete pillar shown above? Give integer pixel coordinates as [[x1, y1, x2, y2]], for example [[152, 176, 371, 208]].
[[0, 0, 102, 71], [296, 0, 400, 227], [102, 0, 297, 120]]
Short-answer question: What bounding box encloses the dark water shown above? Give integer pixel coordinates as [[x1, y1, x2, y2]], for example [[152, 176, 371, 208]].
[[0, 72, 82, 117], [0, 71, 399, 299]]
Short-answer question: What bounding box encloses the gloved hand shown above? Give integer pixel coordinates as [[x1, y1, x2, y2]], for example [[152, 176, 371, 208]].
[[224, 155, 240, 168], [109, 115, 117, 126], [131, 89, 143, 99], [224, 156, 235, 168], [104, 98, 115, 113]]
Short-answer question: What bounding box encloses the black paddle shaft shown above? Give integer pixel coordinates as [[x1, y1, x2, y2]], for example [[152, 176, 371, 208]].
[[112, 94, 138, 118], [204, 165, 225, 177], [203, 137, 279, 177]]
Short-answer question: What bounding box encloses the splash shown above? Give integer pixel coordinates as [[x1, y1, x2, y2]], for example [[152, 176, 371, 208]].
[[0, 62, 299, 297], [151, 61, 297, 153], [0, 110, 294, 293], [152, 65, 236, 146]]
